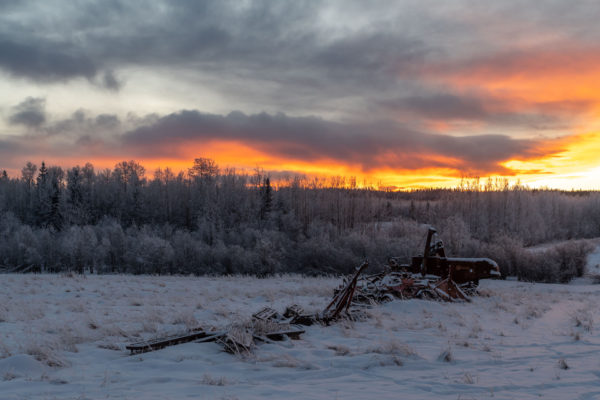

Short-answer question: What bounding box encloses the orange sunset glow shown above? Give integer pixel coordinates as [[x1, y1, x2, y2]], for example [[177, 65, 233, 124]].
[[1, 2, 599, 190]]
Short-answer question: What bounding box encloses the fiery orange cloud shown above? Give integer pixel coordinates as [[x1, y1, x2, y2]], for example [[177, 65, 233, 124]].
[[502, 131, 600, 189], [2, 121, 592, 190], [8, 128, 584, 190], [3, 132, 593, 190], [144, 137, 570, 189], [378, 44, 600, 188], [427, 45, 600, 113], [176, 132, 596, 189]]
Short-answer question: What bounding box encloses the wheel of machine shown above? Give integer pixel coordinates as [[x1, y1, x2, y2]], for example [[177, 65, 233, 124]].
[[459, 280, 479, 296]]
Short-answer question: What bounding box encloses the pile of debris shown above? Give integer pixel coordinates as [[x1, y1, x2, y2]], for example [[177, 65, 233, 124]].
[[126, 263, 368, 355], [351, 270, 474, 303], [126, 315, 306, 355], [345, 228, 500, 303], [127, 227, 500, 356], [126, 267, 367, 355]]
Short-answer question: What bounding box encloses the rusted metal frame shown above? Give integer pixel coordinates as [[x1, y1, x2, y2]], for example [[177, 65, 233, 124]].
[[421, 228, 436, 276], [323, 261, 368, 320]]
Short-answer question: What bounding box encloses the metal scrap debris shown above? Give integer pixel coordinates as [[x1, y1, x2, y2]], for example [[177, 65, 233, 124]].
[[348, 227, 500, 304]]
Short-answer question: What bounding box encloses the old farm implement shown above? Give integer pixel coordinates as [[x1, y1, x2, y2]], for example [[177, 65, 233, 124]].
[[127, 228, 499, 355], [351, 227, 501, 303]]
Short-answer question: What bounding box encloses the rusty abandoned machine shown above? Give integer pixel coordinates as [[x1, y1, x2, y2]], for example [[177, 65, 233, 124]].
[[353, 227, 500, 303], [127, 227, 500, 355]]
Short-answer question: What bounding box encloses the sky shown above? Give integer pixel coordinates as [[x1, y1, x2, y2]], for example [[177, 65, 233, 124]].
[[1, 0, 599, 189]]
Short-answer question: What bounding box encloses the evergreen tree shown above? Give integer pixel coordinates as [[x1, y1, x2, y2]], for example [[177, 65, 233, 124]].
[[35, 161, 51, 226], [49, 176, 63, 230], [260, 177, 273, 221], [67, 166, 84, 224]]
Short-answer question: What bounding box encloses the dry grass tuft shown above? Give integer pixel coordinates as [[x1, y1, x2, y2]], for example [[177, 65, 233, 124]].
[[97, 341, 122, 351], [271, 354, 316, 369], [368, 339, 417, 358], [0, 340, 12, 359], [200, 373, 232, 386], [23, 342, 70, 367], [558, 358, 569, 370], [438, 346, 453, 363], [3, 371, 18, 381], [462, 372, 476, 384], [171, 310, 199, 329], [327, 344, 351, 356], [572, 309, 593, 332]]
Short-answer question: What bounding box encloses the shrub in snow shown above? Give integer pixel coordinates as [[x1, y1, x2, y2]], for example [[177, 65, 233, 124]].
[[558, 358, 569, 370], [23, 342, 70, 368], [438, 347, 453, 363], [572, 309, 594, 332], [270, 354, 315, 369], [170, 310, 199, 329], [495, 240, 595, 283], [124, 233, 174, 274], [368, 339, 417, 358], [327, 344, 351, 356], [462, 372, 475, 384], [201, 373, 231, 386]]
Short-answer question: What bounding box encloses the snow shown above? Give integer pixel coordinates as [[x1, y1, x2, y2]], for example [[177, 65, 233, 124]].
[[585, 242, 600, 276], [1, 252, 600, 399]]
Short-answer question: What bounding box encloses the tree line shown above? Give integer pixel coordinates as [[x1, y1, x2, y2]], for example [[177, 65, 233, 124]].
[[0, 159, 597, 281]]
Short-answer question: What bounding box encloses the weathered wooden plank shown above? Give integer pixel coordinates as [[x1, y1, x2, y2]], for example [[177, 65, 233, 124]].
[[126, 329, 211, 354]]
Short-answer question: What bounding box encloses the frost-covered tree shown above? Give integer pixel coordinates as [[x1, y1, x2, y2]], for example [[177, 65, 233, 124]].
[[0, 159, 598, 281]]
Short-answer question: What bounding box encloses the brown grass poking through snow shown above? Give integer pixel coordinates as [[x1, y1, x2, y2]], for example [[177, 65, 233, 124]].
[[367, 339, 417, 358], [327, 344, 351, 356], [438, 346, 453, 363], [572, 309, 594, 333], [200, 373, 234, 386], [23, 341, 70, 368], [558, 358, 569, 370]]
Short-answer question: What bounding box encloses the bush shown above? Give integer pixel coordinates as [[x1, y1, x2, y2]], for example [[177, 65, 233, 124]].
[[516, 241, 594, 283]]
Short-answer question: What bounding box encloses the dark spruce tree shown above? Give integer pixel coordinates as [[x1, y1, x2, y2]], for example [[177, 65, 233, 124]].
[[260, 177, 273, 221]]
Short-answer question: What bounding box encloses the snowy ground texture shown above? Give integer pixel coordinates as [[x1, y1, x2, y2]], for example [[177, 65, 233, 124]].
[[2, 249, 600, 399]]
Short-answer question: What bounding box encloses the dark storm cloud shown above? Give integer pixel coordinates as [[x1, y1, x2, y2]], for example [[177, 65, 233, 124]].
[[2, 1, 600, 91], [309, 32, 426, 86], [0, 36, 125, 90], [97, 70, 122, 91], [8, 105, 122, 138], [95, 113, 120, 128], [0, 39, 97, 82], [4, 1, 599, 121], [8, 97, 47, 127], [122, 110, 557, 174], [0, 1, 427, 96], [44, 110, 122, 137], [1, 0, 596, 179], [383, 94, 492, 121], [381, 93, 592, 130]]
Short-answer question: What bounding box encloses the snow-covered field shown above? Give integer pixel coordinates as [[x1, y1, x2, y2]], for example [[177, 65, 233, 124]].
[[2, 264, 600, 399]]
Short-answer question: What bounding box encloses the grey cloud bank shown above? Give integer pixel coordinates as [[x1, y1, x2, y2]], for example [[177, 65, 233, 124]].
[[0, 0, 597, 176]]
